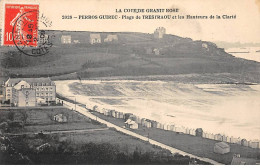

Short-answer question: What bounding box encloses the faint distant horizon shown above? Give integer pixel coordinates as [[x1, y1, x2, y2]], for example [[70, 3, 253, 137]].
[[213, 41, 260, 49], [1, 27, 260, 49]]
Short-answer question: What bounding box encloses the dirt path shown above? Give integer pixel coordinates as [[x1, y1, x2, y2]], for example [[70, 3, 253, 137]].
[[6, 128, 109, 136]]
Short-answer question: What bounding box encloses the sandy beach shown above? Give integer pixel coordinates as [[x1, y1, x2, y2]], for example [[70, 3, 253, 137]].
[[55, 79, 260, 141]]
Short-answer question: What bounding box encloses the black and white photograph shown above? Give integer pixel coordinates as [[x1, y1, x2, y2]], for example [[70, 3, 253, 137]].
[[0, 0, 260, 165]]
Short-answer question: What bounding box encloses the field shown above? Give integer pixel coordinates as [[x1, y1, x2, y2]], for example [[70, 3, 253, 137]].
[[0, 107, 210, 165], [133, 128, 260, 165], [0, 107, 105, 133]]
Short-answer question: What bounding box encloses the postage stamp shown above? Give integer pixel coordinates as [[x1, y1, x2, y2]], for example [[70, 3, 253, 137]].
[[2, 3, 54, 56], [3, 3, 39, 47]]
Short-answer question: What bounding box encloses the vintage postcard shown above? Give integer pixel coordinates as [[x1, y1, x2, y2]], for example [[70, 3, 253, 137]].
[[0, 0, 260, 165]]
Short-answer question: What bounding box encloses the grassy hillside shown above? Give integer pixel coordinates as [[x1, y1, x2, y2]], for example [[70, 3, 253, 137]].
[[0, 30, 260, 83]]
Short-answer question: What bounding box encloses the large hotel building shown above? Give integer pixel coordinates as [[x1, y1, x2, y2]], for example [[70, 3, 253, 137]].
[[3, 78, 56, 107]]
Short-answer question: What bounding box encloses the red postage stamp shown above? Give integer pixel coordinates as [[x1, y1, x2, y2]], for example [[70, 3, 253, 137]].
[[2, 3, 39, 47]]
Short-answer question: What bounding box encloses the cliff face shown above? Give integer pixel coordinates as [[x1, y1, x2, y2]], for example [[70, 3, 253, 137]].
[[0, 30, 260, 83]]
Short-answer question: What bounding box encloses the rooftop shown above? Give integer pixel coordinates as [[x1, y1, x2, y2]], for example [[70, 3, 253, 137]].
[[215, 142, 230, 149], [5, 78, 54, 86], [231, 156, 260, 165], [90, 33, 101, 39]]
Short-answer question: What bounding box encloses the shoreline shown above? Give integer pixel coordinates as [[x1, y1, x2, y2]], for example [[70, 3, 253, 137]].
[[52, 73, 260, 84], [55, 80, 260, 140], [87, 106, 260, 165], [58, 97, 223, 165], [57, 95, 260, 165]]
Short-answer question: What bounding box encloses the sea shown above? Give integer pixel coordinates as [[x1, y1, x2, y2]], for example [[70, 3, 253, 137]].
[[55, 47, 260, 141], [225, 47, 260, 63], [55, 80, 260, 141]]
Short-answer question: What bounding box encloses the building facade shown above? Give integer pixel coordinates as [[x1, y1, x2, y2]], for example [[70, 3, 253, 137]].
[[61, 35, 71, 44], [153, 48, 160, 55], [3, 78, 56, 106], [214, 142, 230, 154], [104, 34, 118, 42], [154, 27, 166, 39], [90, 34, 101, 44], [17, 88, 36, 107]]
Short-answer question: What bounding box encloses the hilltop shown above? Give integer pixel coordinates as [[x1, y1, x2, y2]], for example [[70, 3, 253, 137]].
[[0, 30, 260, 83]]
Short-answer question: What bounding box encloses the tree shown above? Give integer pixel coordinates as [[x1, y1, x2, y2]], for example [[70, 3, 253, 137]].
[[7, 111, 15, 121], [21, 111, 28, 128]]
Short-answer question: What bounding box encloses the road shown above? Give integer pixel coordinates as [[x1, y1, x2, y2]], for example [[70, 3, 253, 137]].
[[59, 98, 224, 165], [0, 106, 66, 110], [6, 128, 109, 136]]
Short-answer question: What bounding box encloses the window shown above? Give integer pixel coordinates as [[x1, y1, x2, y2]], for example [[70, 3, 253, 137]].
[[37, 93, 39, 96], [46, 93, 48, 95], [37, 88, 39, 91], [46, 88, 48, 91], [21, 85, 24, 89], [7, 94, 10, 96], [7, 89, 10, 92]]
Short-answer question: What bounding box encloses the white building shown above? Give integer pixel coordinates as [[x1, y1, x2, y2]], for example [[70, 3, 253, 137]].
[[61, 35, 71, 44], [231, 155, 260, 165], [53, 114, 68, 123], [214, 142, 230, 154], [3, 78, 56, 106], [153, 48, 160, 55], [208, 133, 215, 140], [125, 119, 138, 129], [248, 140, 260, 149], [174, 126, 186, 134], [189, 129, 196, 136], [104, 34, 118, 42], [17, 88, 36, 107], [154, 27, 166, 39], [73, 40, 80, 44], [90, 34, 101, 44]]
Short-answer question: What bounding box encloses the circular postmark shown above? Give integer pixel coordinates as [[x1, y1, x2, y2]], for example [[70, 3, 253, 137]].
[[12, 10, 54, 57]]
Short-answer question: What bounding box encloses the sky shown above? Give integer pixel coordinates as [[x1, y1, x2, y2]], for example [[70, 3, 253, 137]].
[[1, 0, 260, 43]]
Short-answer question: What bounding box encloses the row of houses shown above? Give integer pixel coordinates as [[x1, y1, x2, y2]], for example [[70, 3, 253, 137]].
[[202, 132, 260, 149], [61, 34, 118, 44], [88, 103, 260, 149], [60, 27, 166, 45]]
